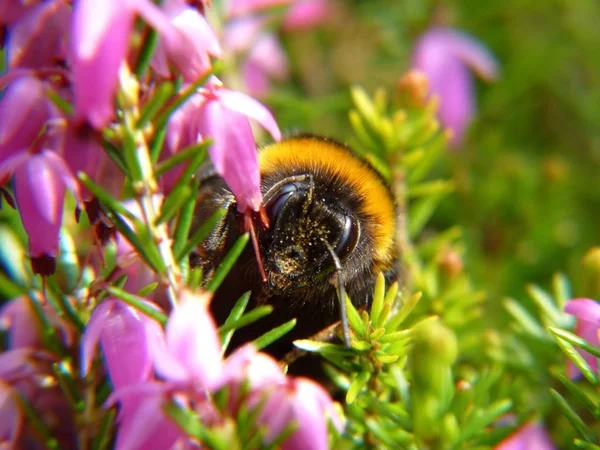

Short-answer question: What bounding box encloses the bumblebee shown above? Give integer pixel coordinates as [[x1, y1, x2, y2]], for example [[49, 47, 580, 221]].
[[192, 135, 398, 364]]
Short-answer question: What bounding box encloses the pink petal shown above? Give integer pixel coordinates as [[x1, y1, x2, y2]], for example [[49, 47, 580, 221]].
[[158, 290, 223, 388], [441, 28, 500, 82], [116, 389, 185, 450], [223, 17, 266, 54], [564, 298, 600, 324], [7, 0, 70, 69], [0, 75, 51, 160], [14, 152, 66, 257], [140, 0, 221, 81], [82, 299, 163, 389], [0, 382, 22, 445], [217, 88, 282, 141], [0, 296, 41, 349], [248, 33, 289, 80], [281, 0, 331, 32], [72, 0, 137, 129], [197, 100, 262, 212], [242, 60, 271, 98], [494, 421, 556, 450]]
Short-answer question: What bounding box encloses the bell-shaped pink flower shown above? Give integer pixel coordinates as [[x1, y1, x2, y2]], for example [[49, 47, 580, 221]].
[[564, 298, 600, 379], [251, 376, 343, 450], [197, 80, 281, 212], [82, 298, 164, 390], [1, 294, 73, 349], [6, 0, 70, 69], [147, 0, 221, 81], [242, 33, 289, 97], [281, 0, 331, 32], [0, 75, 55, 161], [150, 290, 224, 389], [494, 421, 555, 450], [412, 27, 499, 148], [71, 0, 139, 129], [0, 149, 80, 275]]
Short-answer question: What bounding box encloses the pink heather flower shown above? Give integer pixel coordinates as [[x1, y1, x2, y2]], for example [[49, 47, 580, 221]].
[[0, 75, 55, 161], [150, 290, 224, 389], [109, 385, 188, 450], [147, 0, 222, 81], [165, 79, 281, 211], [6, 0, 70, 69], [281, 0, 331, 32], [242, 33, 289, 97], [217, 345, 285, 412], [412, 27, 499, 148], [0, 381, 22, 446], [226, 0, 294, 18], [564, 298, 600, 379], [71, 0, 140, 129], [82, 298, 164, 390], [1, 294, 73, 349], [494, 421, 555, 450], [0, 149, 80, 275], [251, 376, 343, 450]]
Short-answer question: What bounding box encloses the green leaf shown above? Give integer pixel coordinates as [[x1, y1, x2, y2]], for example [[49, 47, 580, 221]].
[[135, 28, 160, 77], [549, 327, 600, 359], [52, 361, 83, 411], [293, 339, 356, 356], [346, 371, 371, 403], [105, 286, 168, 325], [172, 179, 199, 259], [207, 233, 249, 292], [154, 184, 192, 225], [176, 207, 227, 263], [504, 298, 548, 339], [575, 440, 600, 450], [17, 393, 60, 449], [253, 319, 296, 350], [379, 329, 412, 343], [345, 294, 366, 339], [218, 305, 273, 335], [553, 273, 572, 311], [555, 336, 598, 385], [550, 388, 594, 441], [457, 399, 513, 445], [556, 374, 599, 418], [137, 81, 174, 128], [370, 272, 386, 327], [91, 409, 116, 450], [386, 292, 421, 331], [526, 284, 563, 326], [137, 282, 159, 298], [408, 192, 449, 238], [220, 291, 251, 351], [164, 402, 227, 450], [155, 142, 210, 177]]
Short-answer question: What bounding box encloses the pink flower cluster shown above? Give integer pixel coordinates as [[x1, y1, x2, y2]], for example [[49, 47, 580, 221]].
[[0, 0, 288, 275], [82, 291, 343, 449]]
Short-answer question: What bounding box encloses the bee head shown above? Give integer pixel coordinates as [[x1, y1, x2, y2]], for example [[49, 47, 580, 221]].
[[260, 175, 360, 293]]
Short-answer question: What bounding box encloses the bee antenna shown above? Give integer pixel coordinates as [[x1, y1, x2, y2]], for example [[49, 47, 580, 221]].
[[322, 239, 351, 347], [244, 210, 268, 282]]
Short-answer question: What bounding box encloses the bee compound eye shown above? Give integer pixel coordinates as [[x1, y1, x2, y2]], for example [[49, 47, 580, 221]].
[[265, 184, 298, 222], [333, 214, 359, 259]]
